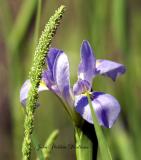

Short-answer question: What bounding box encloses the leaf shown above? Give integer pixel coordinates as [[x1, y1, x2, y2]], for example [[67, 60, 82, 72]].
[[87, 93, 112, 160], [42, 129, 59, 159], [75, 127, 93, 160]]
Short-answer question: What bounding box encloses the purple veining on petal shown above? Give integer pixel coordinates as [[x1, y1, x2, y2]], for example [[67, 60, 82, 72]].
[[42, 70, 53, 86], [45, 48, 63, 82], [74, 95, 88, 115], [78, 40, 96, 84], [75, 92, 120, 128], [42, 70, 60, 95], [95, 59, 126, 81], [20, 41, 125, 128], [63, 85, 74, 106], [53, 52, 73, 104], [46, 48, 63, 71], [73, 79, 91, 95], [92, 92, 121, 128], [100, 108, 109, 128]]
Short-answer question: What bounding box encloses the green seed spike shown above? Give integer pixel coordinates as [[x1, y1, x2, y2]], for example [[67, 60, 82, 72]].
[[22, 5, 65, 160]]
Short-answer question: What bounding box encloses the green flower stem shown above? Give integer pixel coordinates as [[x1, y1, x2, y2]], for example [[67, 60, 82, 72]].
[[22, 5, 65, 160], [75, 127, 93, 160], [86, 92, 112, 160]]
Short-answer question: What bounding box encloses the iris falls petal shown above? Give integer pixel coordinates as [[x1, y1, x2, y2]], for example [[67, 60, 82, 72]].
[[75, 92, 120, 128], [78, 40, 96, 84], [95, 59, 126, 81]]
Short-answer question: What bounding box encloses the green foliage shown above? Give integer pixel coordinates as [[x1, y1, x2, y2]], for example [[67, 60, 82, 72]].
[[42, 129, 59, 159], [87, 93, 112, 160], [8, 0, 38, 53], [1, 0, 141, 160], [75, 127, 93, 160]]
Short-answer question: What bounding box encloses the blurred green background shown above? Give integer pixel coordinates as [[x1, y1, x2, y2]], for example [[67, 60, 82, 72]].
[[0, 0, 141, 159]]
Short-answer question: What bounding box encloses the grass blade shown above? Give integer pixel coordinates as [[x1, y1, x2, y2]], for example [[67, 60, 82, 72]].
[[8, 0, 38, 53], [75, 127, 93, 160], [42, 129, 59, 159], [87, 93, 112, 160]]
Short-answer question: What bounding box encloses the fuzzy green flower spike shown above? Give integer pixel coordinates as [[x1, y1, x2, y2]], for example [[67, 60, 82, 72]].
[[22, 5, 65, 160]]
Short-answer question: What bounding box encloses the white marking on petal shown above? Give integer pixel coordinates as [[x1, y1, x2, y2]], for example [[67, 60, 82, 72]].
[[79, 73, 84, 80]]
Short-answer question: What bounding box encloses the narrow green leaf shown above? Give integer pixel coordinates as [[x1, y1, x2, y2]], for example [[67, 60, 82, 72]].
[[33, 0, 42, 51], [112, 0, 127, 53], [112, 126, 136, 160], [8, 0, 38, 53], [42, 129, 59, 159], [87, 93, 112, 160]]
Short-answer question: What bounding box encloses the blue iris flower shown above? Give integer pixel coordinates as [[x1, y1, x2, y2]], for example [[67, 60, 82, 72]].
[[20, 40, 125, 128]]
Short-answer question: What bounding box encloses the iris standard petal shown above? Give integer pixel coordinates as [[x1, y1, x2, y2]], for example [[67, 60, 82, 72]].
[[20, 79, 48, 106], [46, 48, 63, 72], [42, 70, 60, 95], [78, 40, 96, 84], [75, 92, 120, 128], [53, 52, 73, 104], [95, 59, 126, 81], [73, 79, 91, 95]]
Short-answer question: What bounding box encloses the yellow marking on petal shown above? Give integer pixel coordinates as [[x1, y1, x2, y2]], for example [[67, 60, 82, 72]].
[[40, 80, 46, 87], [82, 91, 92, 97], [39, 80, 48, 91], [96, 61, 101, 68]]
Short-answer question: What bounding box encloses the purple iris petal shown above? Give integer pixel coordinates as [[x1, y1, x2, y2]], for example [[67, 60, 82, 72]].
[[78, 40, 96, 84], [46, 48, 63, 72], [20, 79, 48, 106], [75, 92, 120, 128], [45, 48, 63, 82], [73, 79, 91, 95], [95, 59, 126, 81], [53, 52, 73, 105], [42, 70, 60, 95]]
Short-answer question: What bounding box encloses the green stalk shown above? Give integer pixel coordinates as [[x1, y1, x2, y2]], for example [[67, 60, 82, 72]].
[[31, 1, 44, 160], [75, 127, 93, 160], [22, 5, 65, 160], [87, 93, 112, 160]]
